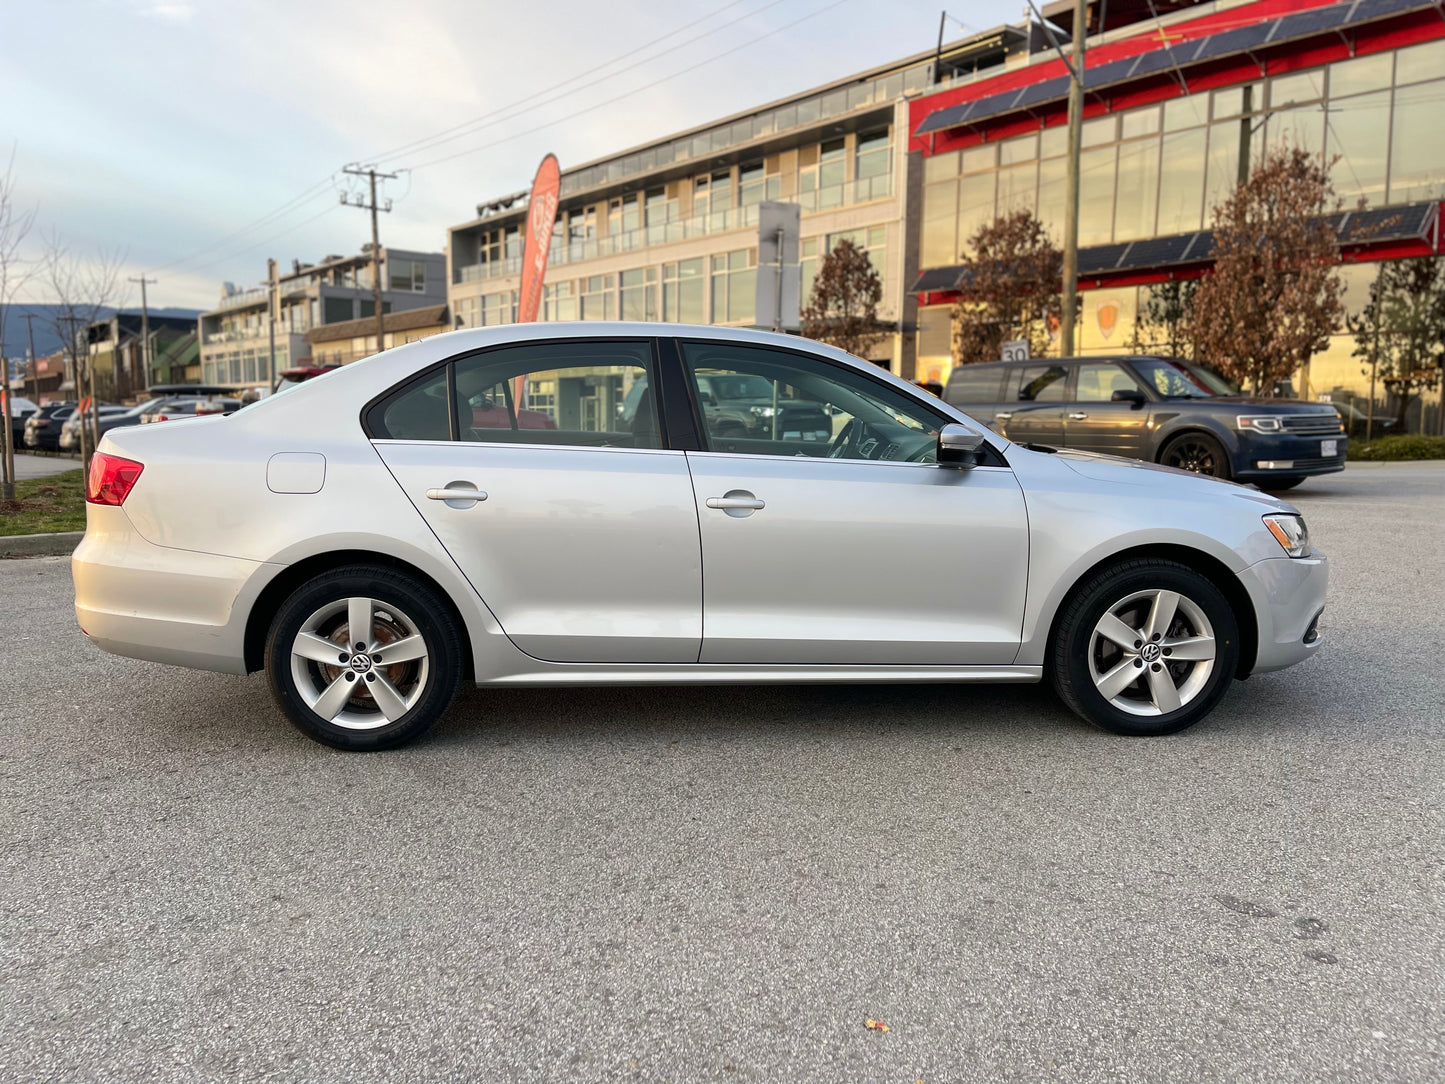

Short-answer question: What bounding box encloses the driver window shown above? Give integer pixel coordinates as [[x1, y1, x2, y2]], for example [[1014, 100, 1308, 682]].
[[681, 342, 940, 462]]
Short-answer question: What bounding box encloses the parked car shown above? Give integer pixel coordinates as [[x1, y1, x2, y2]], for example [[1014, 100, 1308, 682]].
[[140, 397, 241, 424], [6, 395, 38, 450], [273, 365, 339, 396], [23, 402, 76, 451], [943, 355, 1347, 490], [619, 370, 832, 446], [1331, 401, 1399, 440], [59, 406, 132, 451], [76, 324, 1326, 752]]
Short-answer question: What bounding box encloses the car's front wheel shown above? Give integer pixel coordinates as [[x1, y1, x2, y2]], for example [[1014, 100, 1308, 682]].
[[1160, 432, 1230, 479], [265, 565, 464, 750], [1050, 558, 1240, 736]]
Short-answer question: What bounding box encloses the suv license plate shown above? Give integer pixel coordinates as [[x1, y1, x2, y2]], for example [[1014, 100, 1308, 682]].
[[1321, 439, 1338, 457]]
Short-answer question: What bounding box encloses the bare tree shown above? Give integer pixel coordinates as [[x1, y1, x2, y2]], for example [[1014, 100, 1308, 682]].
[[1192, 147, 1345, 396], [43, 232, 124, 467], [951, 210, 1061, 364], [0, 146, 37, 500], [800, 239, 888, 360]]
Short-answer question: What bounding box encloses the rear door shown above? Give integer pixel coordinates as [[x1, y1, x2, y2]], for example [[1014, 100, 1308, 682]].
[[1061, 361, 1153, 457], [371, 339, 703, 664], [998, 362, 1068, 446]]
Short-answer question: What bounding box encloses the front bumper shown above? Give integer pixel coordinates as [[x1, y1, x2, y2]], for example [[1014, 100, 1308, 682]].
[[1236, 551, 1329, 675], [1233, 432, 1348, 480], [73, 504, 276, 675]]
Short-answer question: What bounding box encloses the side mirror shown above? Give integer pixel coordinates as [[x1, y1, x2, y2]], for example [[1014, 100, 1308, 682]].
[[938, 422, 985, 469], [1111, 388, 1146, 408]]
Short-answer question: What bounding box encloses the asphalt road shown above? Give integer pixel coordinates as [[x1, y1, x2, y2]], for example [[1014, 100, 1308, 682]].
[[2, 462, 1442, 1084]]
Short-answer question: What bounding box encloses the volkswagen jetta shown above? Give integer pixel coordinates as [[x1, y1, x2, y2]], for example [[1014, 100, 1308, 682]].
[[73, 324, 1327, 750]]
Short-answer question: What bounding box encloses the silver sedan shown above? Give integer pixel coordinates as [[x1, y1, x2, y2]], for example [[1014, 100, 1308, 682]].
[[73, 324, 1327, 750]]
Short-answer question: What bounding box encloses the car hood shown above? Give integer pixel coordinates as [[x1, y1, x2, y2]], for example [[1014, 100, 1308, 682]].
[[1167, 396, 1338, 413], [1051, 447, 1294, 510]]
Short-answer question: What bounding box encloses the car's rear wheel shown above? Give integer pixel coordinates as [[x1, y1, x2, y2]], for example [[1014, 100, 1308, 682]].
[[265, 565, 463, 751], [1161, 432, 1230, 479], [1050, 558, 1240, 736]]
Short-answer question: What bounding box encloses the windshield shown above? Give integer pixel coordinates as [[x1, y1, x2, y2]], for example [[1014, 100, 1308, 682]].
[[1187, 364, 1237, 395], [1131, 358, 1216, 399]]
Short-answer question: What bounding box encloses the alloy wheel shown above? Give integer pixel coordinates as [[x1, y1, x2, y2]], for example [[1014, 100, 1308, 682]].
[[1165, 438, 1221, 476], [1086, 588, 1216, 716], [289, 596, 430, 730]]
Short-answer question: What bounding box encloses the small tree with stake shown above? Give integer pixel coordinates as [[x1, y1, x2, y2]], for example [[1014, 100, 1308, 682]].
[[1192, 147, 1345, 396], [1132, 279, 1198, 361], [799, 238, 887, 360], [950, 210, 1061, 364]]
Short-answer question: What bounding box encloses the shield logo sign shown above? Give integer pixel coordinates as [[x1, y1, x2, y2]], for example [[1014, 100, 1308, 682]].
[[1096, 298, 1121, 341]]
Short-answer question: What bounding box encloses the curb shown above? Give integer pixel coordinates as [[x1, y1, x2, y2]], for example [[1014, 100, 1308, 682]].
[[0, 532, 83, 558]]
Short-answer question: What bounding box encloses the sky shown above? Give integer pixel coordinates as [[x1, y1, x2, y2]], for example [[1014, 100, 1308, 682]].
[[2, 0, 1021, 313]]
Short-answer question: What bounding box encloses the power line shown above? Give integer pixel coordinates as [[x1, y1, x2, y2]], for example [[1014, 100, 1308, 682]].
[[402, 0, 853, 173], [368, 0, 792, 168], [177, 202, 342, 278]]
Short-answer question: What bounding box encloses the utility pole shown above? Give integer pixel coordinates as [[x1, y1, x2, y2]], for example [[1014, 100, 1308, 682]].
[[1059, 0, 1087, 356], [2, 312, 13, 502], [341, 165, 397, 358], [266, 258, 278, 391], [128, 275, 156, 393]]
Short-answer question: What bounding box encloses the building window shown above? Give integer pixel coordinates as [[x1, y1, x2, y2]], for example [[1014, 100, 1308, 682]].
[[663, 259, 705, 323], [580, 274, 616, 321], [389, 258, 426, 293], [620, 268, 658, 321], [543, 282, 576, 322], [710, 248, 756, 324], [481, 291, 515, 325], [322, 296, 354, 324], [454, 296, 480, 329]]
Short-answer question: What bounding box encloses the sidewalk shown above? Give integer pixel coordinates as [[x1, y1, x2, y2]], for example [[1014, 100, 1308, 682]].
[[12, 453, 81, 481]]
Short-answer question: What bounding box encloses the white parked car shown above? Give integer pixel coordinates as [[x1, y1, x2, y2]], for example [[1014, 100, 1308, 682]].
[[74, 324, 1327, 750]]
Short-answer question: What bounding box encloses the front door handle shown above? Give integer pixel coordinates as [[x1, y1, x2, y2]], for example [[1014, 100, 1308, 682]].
[[1068, 411, 1089, 420], [706, 496, 765, 510], [426, 483, 488, 508], [994, 411, 1013, 421]]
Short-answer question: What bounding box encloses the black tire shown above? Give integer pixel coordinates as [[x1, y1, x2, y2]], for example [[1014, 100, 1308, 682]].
[[1262, 475, 1306, 491], [1160, 431, 1231, 479], [1049, 558, 1241, 737], [265, 564, 464, 751]]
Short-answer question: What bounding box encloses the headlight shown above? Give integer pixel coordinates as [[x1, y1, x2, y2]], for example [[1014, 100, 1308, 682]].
[[1263, 513, 1310, 557], [748, 405, 776, 417], [1237, 415, 1283, 433]]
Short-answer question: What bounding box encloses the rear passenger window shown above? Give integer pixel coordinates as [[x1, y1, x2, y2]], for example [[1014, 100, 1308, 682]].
[[454, 342, 658, 448], [1011, 364, 1069, 402], [944, 364, 1005, 404]]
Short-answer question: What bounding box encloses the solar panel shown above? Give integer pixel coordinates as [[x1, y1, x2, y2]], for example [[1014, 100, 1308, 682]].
[[1015, 77, 1069, 109], [1117, 234, 1195, 268], [1347, 0, 1428, 24], [1079, 243, 1132, 274], [1127, 48, 1186, 80], [916, 103, 972, 135], [910, 267, 965, 293], [1193, 23, 1275, 62], [1272, 4, 1351, 42], [1340, 201, 1435, 242]]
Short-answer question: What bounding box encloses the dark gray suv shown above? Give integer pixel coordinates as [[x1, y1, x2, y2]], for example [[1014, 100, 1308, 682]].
[[943, 355, 1347, 490]]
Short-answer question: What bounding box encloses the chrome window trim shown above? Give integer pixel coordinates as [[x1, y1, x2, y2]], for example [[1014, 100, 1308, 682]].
[[684, 449, 1014, 472], [370, 438, 685, 457]]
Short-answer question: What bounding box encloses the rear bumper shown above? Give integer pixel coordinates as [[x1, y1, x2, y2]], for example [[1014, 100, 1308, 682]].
[[1236, 552, 1329, 675], [72, 505, 276, 675]]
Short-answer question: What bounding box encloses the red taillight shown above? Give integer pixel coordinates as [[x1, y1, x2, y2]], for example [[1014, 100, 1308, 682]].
[[86, 452, 144, 506], [155, 415, 168, 422]]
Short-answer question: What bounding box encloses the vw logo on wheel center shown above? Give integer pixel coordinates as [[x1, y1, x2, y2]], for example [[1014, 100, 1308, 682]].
[[1140, 642, 1162, 663], [350, 653, 373, 674]]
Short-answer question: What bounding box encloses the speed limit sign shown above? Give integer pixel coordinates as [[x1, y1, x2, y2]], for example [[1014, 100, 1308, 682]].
[[1001, 339, 1031, 362]]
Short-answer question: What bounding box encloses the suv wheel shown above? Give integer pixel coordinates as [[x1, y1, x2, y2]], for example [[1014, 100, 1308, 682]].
[[1161, 432, 1230, 478], [265, 565, 464, 751], [1050, 558, 1240, 736]]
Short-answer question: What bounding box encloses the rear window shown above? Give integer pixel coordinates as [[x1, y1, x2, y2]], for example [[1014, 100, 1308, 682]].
[[944, 364, 1005, 404]]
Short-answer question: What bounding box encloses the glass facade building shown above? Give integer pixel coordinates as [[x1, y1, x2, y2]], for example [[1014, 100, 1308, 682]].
[[907, 0, 1445, 429]]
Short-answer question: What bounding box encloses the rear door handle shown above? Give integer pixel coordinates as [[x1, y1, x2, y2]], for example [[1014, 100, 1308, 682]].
[[706, 496, 765, 510], [426, 484, 488, 506], [1068, 412, 1089, 420], [994, 411, 1013, 421]]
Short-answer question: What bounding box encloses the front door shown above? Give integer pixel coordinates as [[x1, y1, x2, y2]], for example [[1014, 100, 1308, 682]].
[[371, 339, 702, 664], [678, 340, 1029, 665], [1061, 361, 1153, 457]]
